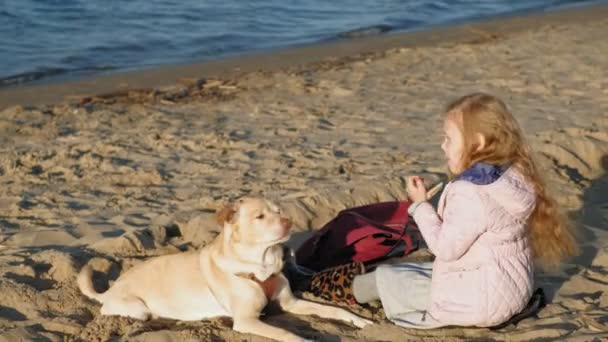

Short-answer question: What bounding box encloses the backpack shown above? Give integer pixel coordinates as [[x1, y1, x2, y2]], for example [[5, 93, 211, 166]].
[[295, 201, 421, 272]]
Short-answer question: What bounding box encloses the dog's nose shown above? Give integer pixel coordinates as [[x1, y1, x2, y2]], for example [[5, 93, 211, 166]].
[[280, 217, 292, 231]]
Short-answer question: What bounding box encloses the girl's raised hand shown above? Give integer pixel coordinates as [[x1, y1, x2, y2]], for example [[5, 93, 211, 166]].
[[407, 176, 428, 202]]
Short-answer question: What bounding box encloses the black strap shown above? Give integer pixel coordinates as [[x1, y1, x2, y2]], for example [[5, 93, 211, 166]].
[[489, 288, 546, 330], [379, 220, 418, 261], [340, 210, 406, 235]]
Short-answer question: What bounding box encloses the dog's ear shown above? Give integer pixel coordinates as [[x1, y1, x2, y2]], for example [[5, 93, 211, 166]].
[[216, 204, 236, 226]]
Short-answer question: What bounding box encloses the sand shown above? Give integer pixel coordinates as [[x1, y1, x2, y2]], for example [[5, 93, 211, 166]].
[[1, 5, 607, 342]]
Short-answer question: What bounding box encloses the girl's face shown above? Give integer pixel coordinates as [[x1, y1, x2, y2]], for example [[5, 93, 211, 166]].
[[441, 117, 465, 174]]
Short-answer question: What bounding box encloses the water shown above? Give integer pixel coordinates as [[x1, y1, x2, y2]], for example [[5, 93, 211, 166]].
[[0, 0, 604, 87]]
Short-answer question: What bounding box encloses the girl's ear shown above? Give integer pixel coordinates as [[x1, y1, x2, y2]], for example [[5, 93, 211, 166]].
[[475, 133, 486, 152], [216, 204, 236, 226]]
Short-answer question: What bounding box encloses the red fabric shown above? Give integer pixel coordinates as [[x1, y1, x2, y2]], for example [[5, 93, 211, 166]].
[[255, 274, 280, 300], [295, 201, 421, 271]]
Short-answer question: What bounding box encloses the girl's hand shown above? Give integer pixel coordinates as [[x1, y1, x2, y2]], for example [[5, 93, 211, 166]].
[[407, 176, 427, 202]]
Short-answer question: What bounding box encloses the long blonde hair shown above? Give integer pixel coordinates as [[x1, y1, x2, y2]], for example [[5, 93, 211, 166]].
[[445, 93, 578, 269]]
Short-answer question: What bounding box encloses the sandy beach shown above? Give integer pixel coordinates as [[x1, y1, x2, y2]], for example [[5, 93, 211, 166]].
[[1, 4, 607, 342]]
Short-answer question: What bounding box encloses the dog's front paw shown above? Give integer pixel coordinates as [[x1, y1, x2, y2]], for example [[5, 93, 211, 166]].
[[351, 316, 373, 329], [297, 337, 317, 342]]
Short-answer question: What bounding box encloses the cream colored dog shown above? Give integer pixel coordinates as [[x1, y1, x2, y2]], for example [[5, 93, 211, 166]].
[[78, 197, 372, 341]]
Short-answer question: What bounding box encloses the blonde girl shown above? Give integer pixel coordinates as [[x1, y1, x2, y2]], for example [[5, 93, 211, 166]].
[[350, 93, 578, 329]]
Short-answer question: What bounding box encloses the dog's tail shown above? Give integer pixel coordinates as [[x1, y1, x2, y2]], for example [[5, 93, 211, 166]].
[[77, 265, 106, 303]]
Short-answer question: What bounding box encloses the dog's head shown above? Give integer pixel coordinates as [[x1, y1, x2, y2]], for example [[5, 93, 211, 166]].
[[216, 197, 292, 246]]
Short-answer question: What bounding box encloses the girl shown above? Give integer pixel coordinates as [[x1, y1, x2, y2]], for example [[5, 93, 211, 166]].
[[350, 93, 578, 329]]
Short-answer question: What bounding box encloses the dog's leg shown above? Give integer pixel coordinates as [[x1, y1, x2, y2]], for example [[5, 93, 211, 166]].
[[100, 296, 151, 320], [232, 317, 310, 342], [275, 275, 372, 329], [230, 285, 310, 342]]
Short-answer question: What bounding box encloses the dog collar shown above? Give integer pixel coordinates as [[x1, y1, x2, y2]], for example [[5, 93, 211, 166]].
[[238, 272, 280, 300]]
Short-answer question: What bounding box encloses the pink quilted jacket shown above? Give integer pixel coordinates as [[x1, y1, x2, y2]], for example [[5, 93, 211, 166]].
[[413, 167, 536, 327]]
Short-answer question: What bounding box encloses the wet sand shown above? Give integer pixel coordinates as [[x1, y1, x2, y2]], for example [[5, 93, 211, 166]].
[[1, 4, 608, 109]]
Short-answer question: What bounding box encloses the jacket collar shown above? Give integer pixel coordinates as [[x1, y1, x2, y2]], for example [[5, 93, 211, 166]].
[[455, 162, 507, 185]]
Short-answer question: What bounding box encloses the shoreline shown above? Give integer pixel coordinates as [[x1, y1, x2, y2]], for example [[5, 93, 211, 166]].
[[1, 3, 607, 110]]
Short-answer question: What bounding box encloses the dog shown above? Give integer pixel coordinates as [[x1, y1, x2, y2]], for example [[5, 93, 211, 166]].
[[78, 197, 372, 341]]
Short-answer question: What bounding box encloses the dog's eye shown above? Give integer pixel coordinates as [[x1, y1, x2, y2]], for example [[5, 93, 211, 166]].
[[256, 214, 265, 219]]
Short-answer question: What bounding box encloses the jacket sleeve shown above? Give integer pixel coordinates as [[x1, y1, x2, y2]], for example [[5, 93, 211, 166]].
[[412, 181, 487, 261]]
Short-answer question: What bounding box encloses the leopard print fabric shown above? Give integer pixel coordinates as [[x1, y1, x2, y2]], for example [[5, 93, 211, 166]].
[[309, 262, 366, 305]]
